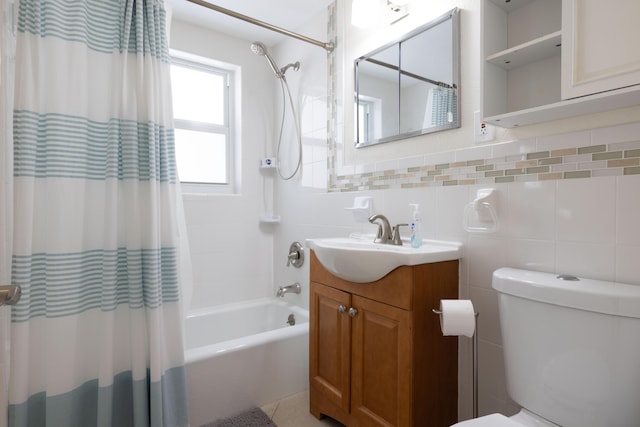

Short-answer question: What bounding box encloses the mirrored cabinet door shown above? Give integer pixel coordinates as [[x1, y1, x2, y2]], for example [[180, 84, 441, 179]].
[[355, 8, 460, 148]]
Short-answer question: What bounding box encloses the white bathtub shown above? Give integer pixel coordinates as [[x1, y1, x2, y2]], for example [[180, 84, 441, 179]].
[[184, 297, 309, 426]]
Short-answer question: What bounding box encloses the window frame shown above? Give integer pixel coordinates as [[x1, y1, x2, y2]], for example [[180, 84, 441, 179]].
[[170, 50, 238, 195], [356, 94, 381, 144]]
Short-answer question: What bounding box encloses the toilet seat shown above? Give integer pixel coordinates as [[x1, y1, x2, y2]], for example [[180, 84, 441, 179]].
[[452, 410, 560, 427], [452, 413, 523, 426]]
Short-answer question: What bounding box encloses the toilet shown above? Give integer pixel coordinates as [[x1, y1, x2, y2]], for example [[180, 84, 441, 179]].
[[454, 268, 640, 427]]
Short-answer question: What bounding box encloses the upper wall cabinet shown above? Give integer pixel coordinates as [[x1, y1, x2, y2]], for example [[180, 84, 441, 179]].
[[561, 0, 640, 99], [482, 0, 640, 127]]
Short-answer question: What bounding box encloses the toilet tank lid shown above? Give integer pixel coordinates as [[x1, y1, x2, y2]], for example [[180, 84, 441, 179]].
[[492, 268, 640, 319]]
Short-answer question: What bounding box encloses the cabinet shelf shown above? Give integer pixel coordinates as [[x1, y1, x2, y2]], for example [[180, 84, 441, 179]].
[[486, 30, 561, 70], [488, 0, 536, 12], [484, 85, 640, 128], [483, 0, 640, 127], [259, 215, 281, 224]]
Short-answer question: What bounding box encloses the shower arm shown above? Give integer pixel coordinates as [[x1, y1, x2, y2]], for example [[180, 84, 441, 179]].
[[186, 0, 335, 53]]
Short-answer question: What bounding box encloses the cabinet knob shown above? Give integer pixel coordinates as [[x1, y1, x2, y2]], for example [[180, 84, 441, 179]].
[[348, 307, 358, 318], [338, 305, 346, 314]]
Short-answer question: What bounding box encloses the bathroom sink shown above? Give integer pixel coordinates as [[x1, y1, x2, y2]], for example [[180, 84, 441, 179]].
[[306, 234, 462, 283]]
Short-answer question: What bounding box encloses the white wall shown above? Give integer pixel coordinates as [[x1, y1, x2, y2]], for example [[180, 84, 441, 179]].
[[171, 1, 640, 423], [170, 20, 279, 310], [272, 0, 640, 423]]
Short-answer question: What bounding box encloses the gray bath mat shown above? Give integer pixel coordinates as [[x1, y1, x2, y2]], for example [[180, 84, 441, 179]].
[[200, 407, 277, 427]]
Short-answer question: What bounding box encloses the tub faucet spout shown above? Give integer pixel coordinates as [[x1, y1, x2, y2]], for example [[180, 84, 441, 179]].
[[277, 283, 301, 298]]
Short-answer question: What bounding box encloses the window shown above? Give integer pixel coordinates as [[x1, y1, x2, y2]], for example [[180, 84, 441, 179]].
[[170, 52, 236, 192], [355, 95, 381, 143], [356, 99, 372, 143]]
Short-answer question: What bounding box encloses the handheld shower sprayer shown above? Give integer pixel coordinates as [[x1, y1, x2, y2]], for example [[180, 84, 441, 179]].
[[250, 41, 300, 78], [250, 41, 283, 78], [250, 41, 303, 180]]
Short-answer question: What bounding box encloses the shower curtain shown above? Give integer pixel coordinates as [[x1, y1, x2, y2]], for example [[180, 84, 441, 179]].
[[9, 0, 188, 426], [1, 1, 16, 426]]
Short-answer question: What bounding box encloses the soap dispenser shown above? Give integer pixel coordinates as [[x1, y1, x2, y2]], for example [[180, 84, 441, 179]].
[[409, 203, 422, 248]]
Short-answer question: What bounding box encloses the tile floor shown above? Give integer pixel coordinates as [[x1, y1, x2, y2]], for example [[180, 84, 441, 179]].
[[261, 390, 345, 427]]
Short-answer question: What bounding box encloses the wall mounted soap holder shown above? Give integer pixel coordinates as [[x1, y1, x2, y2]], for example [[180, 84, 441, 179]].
[[463, 188, 498, 233], [345, 196, 373, 222]]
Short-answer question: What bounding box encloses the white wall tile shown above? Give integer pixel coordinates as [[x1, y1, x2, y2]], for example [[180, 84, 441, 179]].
[[375, 159, 399, 172], [405, 186, 438, 237], [506, 181, 556, 240], [591, 122, 640, 145], [435, 185, 471, 240], [615, 245, 640, 285], [469, 286, 502, 346], [424, 150, 456, 166], [379, 189, 412, 230], [491, 138, 537, 158], [616, 175, 640, 246], [536, 130, 590, 150], [506, 239, 556, 272], [466, 235, 508, 289], [455, 145, 493, 162], [556, 177, 616, 244], [397, 155, 425, 169], [477, 340, 508, 415], [556, 241, 616, 281]]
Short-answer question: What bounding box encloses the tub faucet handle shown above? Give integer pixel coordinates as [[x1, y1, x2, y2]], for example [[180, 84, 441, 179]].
[[286, 242, 304, 268]]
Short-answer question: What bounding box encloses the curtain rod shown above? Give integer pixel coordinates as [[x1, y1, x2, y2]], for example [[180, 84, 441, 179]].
[[186, 0, 335, 52], [364, 57, 456, 89]]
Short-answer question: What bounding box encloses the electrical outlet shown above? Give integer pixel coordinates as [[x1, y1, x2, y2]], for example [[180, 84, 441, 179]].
[[474, 110, 495, 143]]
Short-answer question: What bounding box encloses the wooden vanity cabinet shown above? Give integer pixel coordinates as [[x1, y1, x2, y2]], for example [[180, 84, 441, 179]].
[[309, 250, 459, 427]]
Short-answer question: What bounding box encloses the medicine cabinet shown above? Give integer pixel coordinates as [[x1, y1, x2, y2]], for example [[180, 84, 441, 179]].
[[354, 8, 460, 147]]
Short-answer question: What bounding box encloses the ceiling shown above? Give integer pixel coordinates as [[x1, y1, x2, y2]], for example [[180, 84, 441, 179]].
[[168, 0, 334, 47]]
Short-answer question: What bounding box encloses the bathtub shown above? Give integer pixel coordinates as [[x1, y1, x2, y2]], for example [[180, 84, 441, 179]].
[[184, 297, 309, 426]]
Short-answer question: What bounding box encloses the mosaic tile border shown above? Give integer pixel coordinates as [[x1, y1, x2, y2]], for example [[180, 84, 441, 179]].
[[329, 139, 640, 192], [326, 1, 338, 180]]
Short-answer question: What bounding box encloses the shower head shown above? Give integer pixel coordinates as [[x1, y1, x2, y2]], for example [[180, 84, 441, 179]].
[[250, 41, 282, 78], [250, 41, 267, 56]]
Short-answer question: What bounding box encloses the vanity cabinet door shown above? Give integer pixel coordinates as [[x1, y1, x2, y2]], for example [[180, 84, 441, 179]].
[[562, 0, 640, 99], [309, 281, 352, 415], [350, 295, 412, 427]]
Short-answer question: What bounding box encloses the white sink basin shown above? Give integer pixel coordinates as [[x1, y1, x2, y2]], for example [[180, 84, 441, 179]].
[[306, 234, 462, 283]]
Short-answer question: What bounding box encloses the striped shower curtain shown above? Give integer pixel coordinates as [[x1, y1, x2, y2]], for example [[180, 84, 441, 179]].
[[9, 1, 188, 426]]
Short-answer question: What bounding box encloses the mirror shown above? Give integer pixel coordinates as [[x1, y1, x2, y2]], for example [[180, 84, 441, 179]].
[[355, 8, 460, 148]]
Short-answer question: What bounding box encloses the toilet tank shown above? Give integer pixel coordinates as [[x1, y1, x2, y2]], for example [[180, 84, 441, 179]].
[[492, 268, 640, 427]]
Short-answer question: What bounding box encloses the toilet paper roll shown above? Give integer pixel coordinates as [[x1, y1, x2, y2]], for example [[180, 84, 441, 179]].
[[438, 299, 476, 337]]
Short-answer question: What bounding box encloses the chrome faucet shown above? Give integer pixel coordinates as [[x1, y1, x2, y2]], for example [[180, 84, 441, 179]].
[[369, 214, 393, 244], [276, 283, 301, 298], [368, 214, 408, 246]]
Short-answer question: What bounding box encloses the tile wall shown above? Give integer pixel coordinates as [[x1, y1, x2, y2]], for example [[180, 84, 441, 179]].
[[174, 2, 640, 423], [280, 13, 640, 413], [271, 3, 640, 421], [278, 121, 640, 420]]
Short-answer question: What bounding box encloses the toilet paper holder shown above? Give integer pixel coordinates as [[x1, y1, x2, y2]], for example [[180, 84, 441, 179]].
[[433, 308, 480, 420]]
